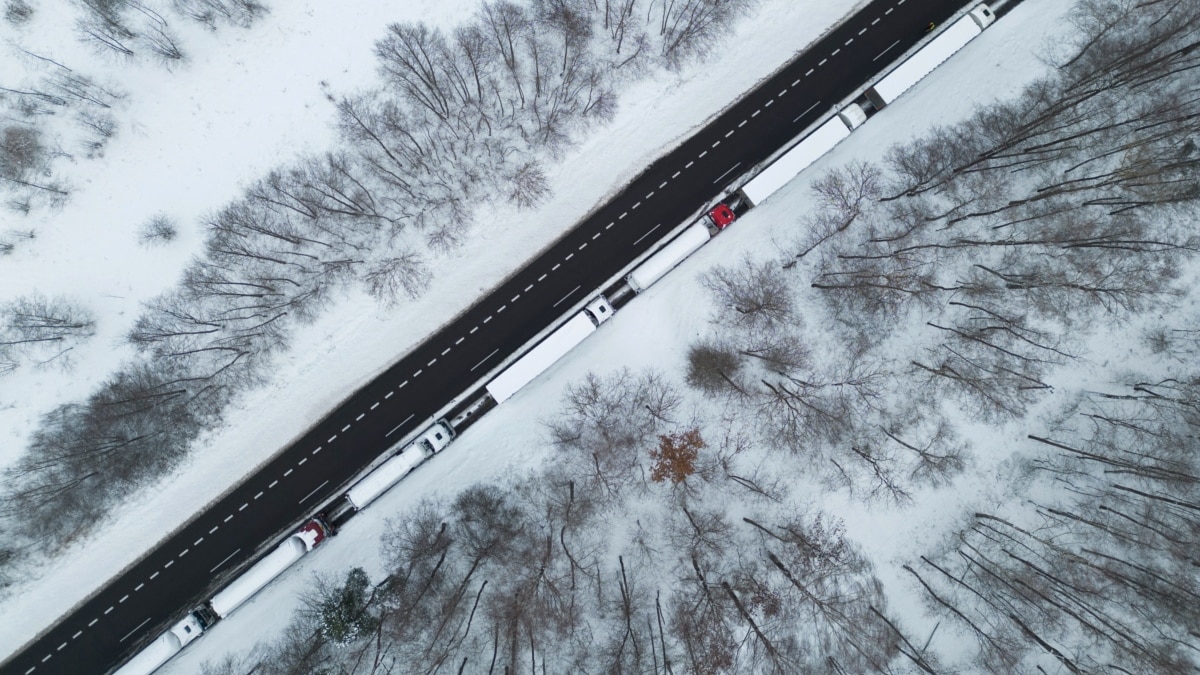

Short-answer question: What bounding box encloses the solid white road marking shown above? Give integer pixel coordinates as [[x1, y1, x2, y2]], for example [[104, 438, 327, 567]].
[[471, 348, 500, 372], [874, 39, 900, 60], [298, 480, 329, 505], [713, 163, 742, 184], [554, 286, 581, 307], [794, 101, 821, 123], [119, 618, 152, 643], [632, 223, 662, 246], [387, 414, 415, 436], [210, 549, 240, 574]]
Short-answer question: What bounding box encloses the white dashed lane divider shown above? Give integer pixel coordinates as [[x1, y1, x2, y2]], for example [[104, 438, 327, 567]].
[[26, 4, 919, 671]]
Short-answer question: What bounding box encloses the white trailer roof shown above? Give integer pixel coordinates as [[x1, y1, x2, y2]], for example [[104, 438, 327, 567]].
[[626, 222, 711, 292], [739, 117, 850, 207], [209, 536, 307, 618], [486, 312, 597, 403], [872, 14, 981, 105], [346, 444, 432, 510], [112, 632, 181, 675]]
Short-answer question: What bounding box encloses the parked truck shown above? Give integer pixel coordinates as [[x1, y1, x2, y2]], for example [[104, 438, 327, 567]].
[[865, 4, 995, 110], [485, 295, 614, 403]]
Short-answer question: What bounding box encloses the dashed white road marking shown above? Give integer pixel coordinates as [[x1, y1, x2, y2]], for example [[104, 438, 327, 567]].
[[72, 630, 82, 639], [341, 424, 351, 432], [885, 7, 893, 14], [26, 665, 37, 673], [399, 380, 409, 388], [223, 515, 233, 523], [312, 446, 321, 455], [778, 89, 787, 96], [470, 326, 479, 333], [872, 17, 880, 24], [832, 48, 841, 55], [859, 27, 867, 34], [119, 594, 129, 603], [455, 337, 465, 346], [414, 368, 425, 376], [818, 58, 828, 66], [328, 434, 338, 442], [554, 286, 581, 308], [524, 283, 534, 292], [283, 468, 294, 477], [563, 254, 574, 262], [659, 181, 668, 188], [471, 348, 500, 372], [210, 549, 240, 574], [209, 526, 218, 534], [806, 68, 814, 76], [269, 480, 278, 488], [672, 170, 682, 178], [441, 346, 452, 355], [104, 606, 115, 614], [701, 149, 710, 156], [713, 162, 742, 184], [632, 223, 662, 246], [238, 503, 248, 511], [738, 120, 748, 127], [254, 491, 264, 500], [387, 414, 415, 437], [426, 358, 437, 366], [497, 304, 507, 312], [483, 315, 493, 323], [845, 38, 853, 45], [194, 537, 204, 545], [751, 109, 762, 117], [356, 413, 365, 420], [552, 263, 561, 271], [88, 619, 98, 627], [42, 654, 52, 662], [619, 211, 628, 219], [632, 201, 642, 209], [298, 480, 329, 505], [149, 572, 159, 580], [765, 100, 774, 107], [685, 161, 694, 168], [164, 560, 174, 568], [134, 583, 144, 592], [57, 643, 67, 651], [605, 222, 614, 230], [724, 129, 735, 138], [385, 390, 395, 398], [510, 295, 520, 303], [592, 232, 601, 240]]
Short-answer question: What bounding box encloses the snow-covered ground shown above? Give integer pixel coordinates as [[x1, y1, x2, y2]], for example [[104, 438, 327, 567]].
[[0, 0, 1094, 669], [140, 0, 1083, 671], [1, 0, 876, 658]]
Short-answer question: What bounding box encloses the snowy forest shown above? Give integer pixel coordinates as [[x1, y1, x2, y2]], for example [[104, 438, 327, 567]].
[[0, 0, 753, 577], [174, 0, 1200, 673]]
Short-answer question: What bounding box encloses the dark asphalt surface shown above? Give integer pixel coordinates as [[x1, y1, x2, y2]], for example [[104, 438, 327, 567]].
[[3, 1, 984, 673]]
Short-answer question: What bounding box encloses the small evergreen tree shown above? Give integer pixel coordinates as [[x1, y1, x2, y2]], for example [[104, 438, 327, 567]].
[[317, 567, 379, 644]]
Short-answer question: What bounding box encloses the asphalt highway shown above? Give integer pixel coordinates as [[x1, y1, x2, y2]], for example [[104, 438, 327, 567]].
[[3, 0, 987, 673]]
